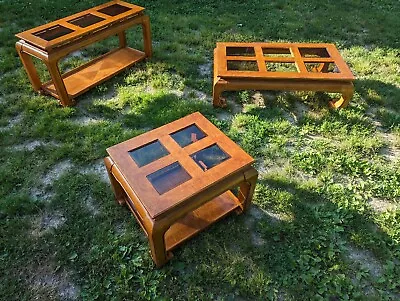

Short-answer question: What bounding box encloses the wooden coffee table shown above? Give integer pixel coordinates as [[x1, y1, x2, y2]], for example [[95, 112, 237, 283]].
[[15, 0, 152, 106], [104, 112, 258, 267], [213, 42, 355, 108]]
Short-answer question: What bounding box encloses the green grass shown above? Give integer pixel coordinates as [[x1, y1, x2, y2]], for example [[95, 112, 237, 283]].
[[1, 0, 400, 300]]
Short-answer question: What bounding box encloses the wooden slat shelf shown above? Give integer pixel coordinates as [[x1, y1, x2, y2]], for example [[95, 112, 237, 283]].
[[165, 190, 240, 251], [42, 47, 145, 98]]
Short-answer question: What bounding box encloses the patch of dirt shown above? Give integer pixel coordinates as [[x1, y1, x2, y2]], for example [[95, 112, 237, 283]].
[[69, 50, 87, 60], [81, 159, 109, 182], [368, 197, 398, 213], [249, 204, 289, 224], [30, 187, 54, 202], [84, 196, 100, 216], [0, 114, 23, 131], [42, 160, 73, 186], [229, 100, 244, 115], [381, 145, 400, 162], [264, 210, 289, 223], [115, 222, 127, 236], [289, 101, 309, 123], [76, 87, 117, 108], [30, 264, 79, 300], [198, 61, 212, 77], [249, 206, 265, 220], [257, 159, 291, 176], [251, 231, 266, 246], [31, 211, 66, 237], [347, 245, 383, 279], [379, 132, 400, 162], [251, 91, 266, 108], [216, 111, 233, 121], [71, 116, 106, 125], [181, 87, 211, 102], [12, 140, 60, 151]]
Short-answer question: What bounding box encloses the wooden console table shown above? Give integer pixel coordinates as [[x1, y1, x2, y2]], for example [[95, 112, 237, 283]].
[[213, 42, 354, 108], [15, 0, 152, 106], [104, 112, 258, 267]]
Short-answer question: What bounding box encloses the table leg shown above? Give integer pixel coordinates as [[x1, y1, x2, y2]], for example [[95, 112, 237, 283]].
[[212, 79, 228, 107], [238, 168, 258, 212], [141, 15, 152, 58], [104, 157, 126, 206], [118, 31, 127, 48], [149, 224, 169, 267], [45, 60, 75, 107], [329, 82, 354, 109], [213, 48, 227, 107], [15, 42, 42, 92]]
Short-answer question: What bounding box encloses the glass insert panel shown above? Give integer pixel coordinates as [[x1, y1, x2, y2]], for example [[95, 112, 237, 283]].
[[227, 60, 258, 71], [226, 47, 255, 57], [266, 62, 298, 72], [191, 144, 230, 171], [299, 47, 330, 58], [170, 124, 206, 148], [129, 140, 169, 167], [68, 14, 105, 28], [147, 162, 191, 195], [263, 47, 292, 57], [305, 62, 339, 73], [98, 4, 131, 16], [33, 25, 74, 41]]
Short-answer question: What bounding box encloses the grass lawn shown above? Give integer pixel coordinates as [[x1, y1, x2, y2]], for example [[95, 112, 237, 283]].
[[1, 0, 400, 300]]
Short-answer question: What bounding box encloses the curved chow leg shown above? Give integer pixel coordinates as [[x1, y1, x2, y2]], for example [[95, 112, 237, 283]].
[[212, 79, 227, 107], [329, 83, 354, 109]]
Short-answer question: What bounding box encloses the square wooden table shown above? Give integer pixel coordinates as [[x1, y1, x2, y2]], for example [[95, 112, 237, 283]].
[[104, 112, 258, 267], [213, 42, 355, 108], [15, 0, 151, 106]]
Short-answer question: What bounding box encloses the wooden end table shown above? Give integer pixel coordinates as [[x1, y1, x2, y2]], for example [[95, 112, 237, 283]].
[[213, 42, 355, 108], [15, 0, 152, 107], [104, 112, 258, 267]]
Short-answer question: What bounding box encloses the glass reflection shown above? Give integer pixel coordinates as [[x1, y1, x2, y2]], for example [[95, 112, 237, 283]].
[[147, 162, 191, 194], [191, 144, 230, 171], [129, 140, 169, 167], [170, 124, 206, 147]]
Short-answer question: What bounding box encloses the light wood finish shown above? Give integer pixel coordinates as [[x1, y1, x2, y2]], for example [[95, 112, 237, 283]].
[[15, 1, 152, 106], [213, 42, 355, 108], [105, 112, 258, 267]]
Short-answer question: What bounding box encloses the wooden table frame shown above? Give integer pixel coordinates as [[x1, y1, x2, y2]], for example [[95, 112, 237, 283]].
[[104, 112, 258, 267], [15, 1, 152, 106], [213, 42, 355, 109]]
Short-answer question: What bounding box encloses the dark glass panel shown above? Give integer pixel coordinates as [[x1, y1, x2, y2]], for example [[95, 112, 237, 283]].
[[68, 14, 105, 28], [170, 124, 206, 148], [129, 140, 169, 167], [98, 4, 131, 16], [191, 144, 230, 171], [226, 47, 255, 57], [33, 25, 74, 41], [147, 162, 191, 194], [227, 60, 258, 71]]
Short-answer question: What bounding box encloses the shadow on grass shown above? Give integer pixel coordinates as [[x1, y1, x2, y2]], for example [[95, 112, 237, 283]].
[[162, 176, 399, 299], [356, 79, 400, 114]]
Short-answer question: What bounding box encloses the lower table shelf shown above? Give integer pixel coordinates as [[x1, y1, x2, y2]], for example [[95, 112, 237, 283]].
[[42, 47, 145, 99], [165, 190, 241, 252]]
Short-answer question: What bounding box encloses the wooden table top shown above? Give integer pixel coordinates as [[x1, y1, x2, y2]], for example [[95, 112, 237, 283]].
[[15, 0, 144, 51], [215, 42, 354, 81], [107, 112, 254, 219]]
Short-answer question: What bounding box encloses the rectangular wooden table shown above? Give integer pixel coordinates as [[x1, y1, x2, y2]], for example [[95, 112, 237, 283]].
[[15, 0, 152, 106], [104, 112, 258, 267], [213, 42, 355, 108]]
